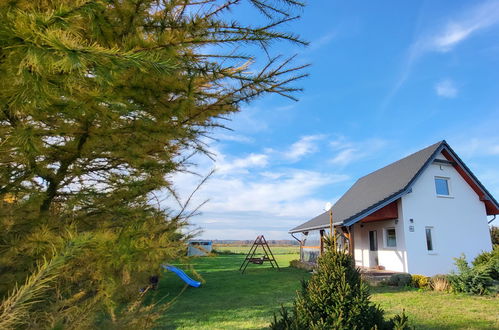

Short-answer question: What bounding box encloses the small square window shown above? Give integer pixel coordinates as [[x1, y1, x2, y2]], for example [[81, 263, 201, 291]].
[[435, 177, 450, 196], [386, 228, 397, 247]]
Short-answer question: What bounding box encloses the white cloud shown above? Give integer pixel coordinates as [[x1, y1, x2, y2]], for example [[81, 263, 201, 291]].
[[430, 1, 499, 53], [167, 166, 348, 239], [163, 136, 351, 239], [195, 169, 347, 217], [383, 0, 499, 109], [435, 79, 458, 98], [415, 1, 499, 56], [309, 30, 337, 51], [330, 148, 357, 166], [456, 137, 499, 157], [215, 153, 268, 174], [282, 135, 325, 162], [329, 138, 388, 166], [215, 132, 254, 143]]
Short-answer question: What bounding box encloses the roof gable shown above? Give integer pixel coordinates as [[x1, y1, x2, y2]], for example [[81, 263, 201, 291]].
[[289, 140, 499, 233]]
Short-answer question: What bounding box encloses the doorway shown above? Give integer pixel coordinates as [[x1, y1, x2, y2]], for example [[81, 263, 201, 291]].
[[368, 230, 378, 267]]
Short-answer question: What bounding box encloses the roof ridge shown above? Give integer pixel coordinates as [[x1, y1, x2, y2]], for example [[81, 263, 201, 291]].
[[355, 140, 444, 182]]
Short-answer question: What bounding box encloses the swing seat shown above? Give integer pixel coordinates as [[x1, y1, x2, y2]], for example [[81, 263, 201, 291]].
[[248, 257, 264, 264]]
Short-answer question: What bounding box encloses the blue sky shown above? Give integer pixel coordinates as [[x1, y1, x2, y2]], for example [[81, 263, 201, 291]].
[[168, 0, 499, 240]]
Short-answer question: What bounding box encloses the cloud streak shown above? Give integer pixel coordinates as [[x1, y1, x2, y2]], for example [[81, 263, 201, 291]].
[[429, 1, 499, 53], [164, 135, 391, 239], [282, 135, 325, 162], [164, 135, 356, 239], [329, 137, 388, 166], [435, 79, 458, 98], [383, 0, 499, 108]]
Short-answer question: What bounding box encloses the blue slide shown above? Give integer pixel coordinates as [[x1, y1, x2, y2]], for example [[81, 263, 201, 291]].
[[162, 265, 201, 288]]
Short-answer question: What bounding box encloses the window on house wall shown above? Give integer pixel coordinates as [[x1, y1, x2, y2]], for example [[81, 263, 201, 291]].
[[435, 177, 450, 196], [425, 227, 434, 252], [385, 228, 397, 247]]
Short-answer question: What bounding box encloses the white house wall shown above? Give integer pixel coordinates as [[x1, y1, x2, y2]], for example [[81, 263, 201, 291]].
[[353, 200, 408, 273], [401, 153, 493, 276]]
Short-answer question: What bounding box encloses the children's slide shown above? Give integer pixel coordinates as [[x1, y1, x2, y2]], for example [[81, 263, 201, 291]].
[[162, 265, 201, 288]]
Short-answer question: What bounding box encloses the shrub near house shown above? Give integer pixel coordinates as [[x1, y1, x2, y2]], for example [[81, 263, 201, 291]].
[[271, 238, 410, 330], [448, 248, 499, 295]]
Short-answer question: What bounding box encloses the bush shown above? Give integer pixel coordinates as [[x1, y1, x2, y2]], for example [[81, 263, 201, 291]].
[[448, 255, 495, 295], [386, 273, 412, 287], [411, 274, 430, 289], [491, 226, 499, 246], [388, 310, 411, 330], [289, 259, 315, 271], [430, 275, 451, 292], [271, 237, 409, 329], [472, 247, 499, 280]]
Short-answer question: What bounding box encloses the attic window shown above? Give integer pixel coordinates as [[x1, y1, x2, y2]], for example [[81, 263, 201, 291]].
[[435, 177, 450, 196]]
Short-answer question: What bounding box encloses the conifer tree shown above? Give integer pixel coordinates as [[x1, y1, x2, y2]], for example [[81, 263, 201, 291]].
[[271, 237, 409, 330], [0, 0, 306, 327]]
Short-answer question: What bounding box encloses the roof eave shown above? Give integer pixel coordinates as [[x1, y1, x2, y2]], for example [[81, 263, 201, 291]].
[[441, 143, 499, 213], [288, 222, 343, 234]]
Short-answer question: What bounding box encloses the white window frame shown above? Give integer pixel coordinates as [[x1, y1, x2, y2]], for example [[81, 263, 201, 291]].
[[425, 226, 437, 255], [384, 227, 397, 249], [434, 176, 452, 198]]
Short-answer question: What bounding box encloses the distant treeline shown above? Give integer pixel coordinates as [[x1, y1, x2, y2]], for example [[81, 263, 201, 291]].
[[211, 239, 299, 246]]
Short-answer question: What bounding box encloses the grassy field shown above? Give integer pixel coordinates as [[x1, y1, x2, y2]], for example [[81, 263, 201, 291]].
[[212, 245, 299, 255], [155, 252, 499, 329]]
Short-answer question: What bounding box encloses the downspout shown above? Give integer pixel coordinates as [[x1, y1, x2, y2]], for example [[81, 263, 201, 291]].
[[488, 215, 496, 224]]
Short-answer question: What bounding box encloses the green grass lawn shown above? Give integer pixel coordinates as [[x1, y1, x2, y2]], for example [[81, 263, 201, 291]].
[[212, 245, 299, 255], [154, 253, 499, 329], [371, 287, 499, 329]]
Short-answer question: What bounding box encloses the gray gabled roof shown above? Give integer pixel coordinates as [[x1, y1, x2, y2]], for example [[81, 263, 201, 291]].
[[289, 141, 444, 233], [290, 140, 499, 233]]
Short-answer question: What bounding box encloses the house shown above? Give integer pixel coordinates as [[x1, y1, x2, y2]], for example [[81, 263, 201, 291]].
[[289, 141, 497, 276]]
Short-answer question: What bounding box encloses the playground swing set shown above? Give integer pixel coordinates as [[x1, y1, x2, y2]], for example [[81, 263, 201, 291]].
[[164, 234, 281, 288], [239, 235, 280, 274]]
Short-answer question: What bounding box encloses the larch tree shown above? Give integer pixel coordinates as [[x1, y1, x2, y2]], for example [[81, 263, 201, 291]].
[[0, 0, 307, 328]]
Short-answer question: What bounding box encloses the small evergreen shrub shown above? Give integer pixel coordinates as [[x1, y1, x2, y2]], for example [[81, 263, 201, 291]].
[[271, 237, 409, 329], [472, 247, 499, 280], [386, 273, 412, 287], [411, 274, 430, 289], [388, 310, 411, 330], [430, 275, 450, 292], [491, 226, 499, 245], [448, 255, 494, 295]]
